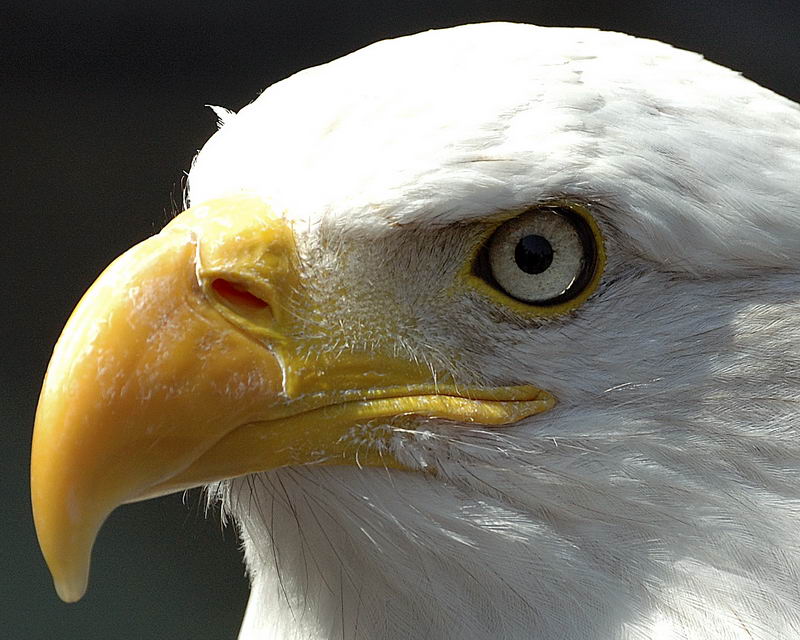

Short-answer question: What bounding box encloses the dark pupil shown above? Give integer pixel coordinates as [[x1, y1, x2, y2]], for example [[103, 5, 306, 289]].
[[514, 234, 554, 274]]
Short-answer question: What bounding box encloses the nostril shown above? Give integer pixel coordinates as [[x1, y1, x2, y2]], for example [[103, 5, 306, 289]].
[[211, 278, 270, 310]]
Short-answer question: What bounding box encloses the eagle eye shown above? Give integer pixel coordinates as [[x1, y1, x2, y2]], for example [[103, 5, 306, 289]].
[[480, 205, 602, 308]]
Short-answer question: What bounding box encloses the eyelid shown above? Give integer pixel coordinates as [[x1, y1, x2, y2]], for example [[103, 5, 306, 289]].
[[460, 202, 606, 317]]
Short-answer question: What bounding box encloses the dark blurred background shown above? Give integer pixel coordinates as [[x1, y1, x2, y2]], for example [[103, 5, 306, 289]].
[[3, 1, 798, 638]]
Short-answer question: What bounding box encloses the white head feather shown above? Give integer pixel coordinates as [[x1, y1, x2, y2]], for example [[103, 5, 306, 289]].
[[188, 23, 800, 640]]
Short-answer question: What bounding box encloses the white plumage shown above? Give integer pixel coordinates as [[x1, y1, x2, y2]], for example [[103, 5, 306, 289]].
[[159, 22, 800, 639]]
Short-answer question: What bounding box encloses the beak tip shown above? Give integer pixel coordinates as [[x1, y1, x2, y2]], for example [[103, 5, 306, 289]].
[[34, 497, 97, 605], [53, 571, 88, 603]]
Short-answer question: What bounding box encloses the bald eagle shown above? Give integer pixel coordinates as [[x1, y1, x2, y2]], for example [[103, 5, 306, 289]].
[[32, 23, 800, 640]]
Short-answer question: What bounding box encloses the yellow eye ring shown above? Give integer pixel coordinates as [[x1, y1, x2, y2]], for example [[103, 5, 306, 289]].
[[463, 202, 605, 316]]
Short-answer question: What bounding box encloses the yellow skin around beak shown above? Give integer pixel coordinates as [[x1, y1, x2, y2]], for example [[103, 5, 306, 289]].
[[31, 195, 555, 603]]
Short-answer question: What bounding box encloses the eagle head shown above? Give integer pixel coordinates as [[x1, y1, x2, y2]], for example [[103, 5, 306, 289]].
[[32, 23, 800, 639]]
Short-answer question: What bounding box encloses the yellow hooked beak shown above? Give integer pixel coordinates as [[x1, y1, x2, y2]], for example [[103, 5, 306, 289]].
[[31, 195, 555, 603]]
